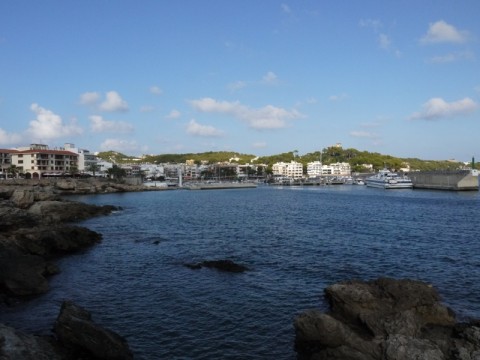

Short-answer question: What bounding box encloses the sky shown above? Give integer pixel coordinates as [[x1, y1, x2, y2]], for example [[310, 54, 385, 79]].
[[0, 1, 479, 161]]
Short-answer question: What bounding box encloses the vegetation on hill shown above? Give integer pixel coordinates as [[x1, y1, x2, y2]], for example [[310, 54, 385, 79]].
[[96, 147, 475, 172], [97, 151, 257, 165], [253, 146, 469, 172]]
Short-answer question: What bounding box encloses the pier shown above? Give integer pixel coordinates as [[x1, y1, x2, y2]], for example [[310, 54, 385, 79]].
[[410, 170, 479, 191]]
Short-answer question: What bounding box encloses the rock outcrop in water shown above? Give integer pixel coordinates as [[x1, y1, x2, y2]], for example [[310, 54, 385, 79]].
[[294, 278, 480, 360], [185, 259, 250, 273]]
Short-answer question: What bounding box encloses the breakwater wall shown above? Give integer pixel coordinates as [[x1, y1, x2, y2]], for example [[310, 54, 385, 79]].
[[410, 170, 479, 191]]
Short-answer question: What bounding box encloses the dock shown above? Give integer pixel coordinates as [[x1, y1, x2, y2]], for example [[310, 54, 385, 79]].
[[410, 170, 479, 191], [184, 182, 257, 190]]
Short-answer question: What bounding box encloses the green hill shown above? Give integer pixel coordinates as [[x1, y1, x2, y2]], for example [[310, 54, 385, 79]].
[[96, 148, 474, 172]]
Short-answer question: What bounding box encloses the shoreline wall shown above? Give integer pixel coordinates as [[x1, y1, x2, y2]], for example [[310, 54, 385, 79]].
[[410, 170, 479, 191]]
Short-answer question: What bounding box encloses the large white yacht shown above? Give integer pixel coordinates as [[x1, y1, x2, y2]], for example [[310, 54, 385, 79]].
[[365, 169, 413, 189]]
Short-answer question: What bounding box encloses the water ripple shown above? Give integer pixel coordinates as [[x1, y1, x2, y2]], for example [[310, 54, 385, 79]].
[[1, 186, 479, 359]]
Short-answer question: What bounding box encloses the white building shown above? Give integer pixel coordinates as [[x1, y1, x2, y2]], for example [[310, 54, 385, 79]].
[[141, 164, 165, 179], [307, 161, 351, 177], [272, 161, 303, 179], [307, 161, 323, 177], [322, 162, 351, 176], [63, 143, 97, 172]]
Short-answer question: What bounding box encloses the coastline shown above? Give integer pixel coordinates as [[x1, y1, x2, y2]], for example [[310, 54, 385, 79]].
[[2, 180, 480, 359], [0, 178, 146, 359]]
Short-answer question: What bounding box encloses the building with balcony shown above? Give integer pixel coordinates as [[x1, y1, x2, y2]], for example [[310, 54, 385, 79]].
[[63, 143, 97, 172], [272, 161, 303, 179], [307, 161, 351, 177], [0, 149, 15, 176], [10, 144, 78, 179]]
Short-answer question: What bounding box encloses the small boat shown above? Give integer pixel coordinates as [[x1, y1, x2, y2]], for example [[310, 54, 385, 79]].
[[365, 169, 413, 189], [353, 178, 365, 185]]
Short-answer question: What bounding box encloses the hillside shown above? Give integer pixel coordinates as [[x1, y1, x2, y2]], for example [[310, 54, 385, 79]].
[[96, 147, 476, 172]]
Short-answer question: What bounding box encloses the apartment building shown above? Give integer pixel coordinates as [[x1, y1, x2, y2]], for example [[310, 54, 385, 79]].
[[11, 144, 78, 178], [63, 143, 97, 172], [307, 161, 352, 177], [0, 149, 14, 175], [272, 161, 303, 179]]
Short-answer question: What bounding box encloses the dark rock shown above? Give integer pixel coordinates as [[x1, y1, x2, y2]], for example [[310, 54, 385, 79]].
[[27, 200, 118, 224], [54, 301, 133, 360], [0, 201, 38, 231], [201, 259, 249, 272], [0, 323, 63, 360], [185, 259, 249, 273], [0, 248, 50, 296], [294, 278, 480, 360], [184, 263, 203, 270], [13, 225, 102, 257]]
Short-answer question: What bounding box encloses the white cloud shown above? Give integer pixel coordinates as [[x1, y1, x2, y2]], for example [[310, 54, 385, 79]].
[[189, 97, 303, 130], [262, 71, 278, 84], [427, 51, 474, 63], [329, 93, 348, 102], [27, 103, 83, 141], [89, 115, 134, 133], [378, 34, 391, 49], [281, 4, 291, 14], [99, 91, 129, 112], [420, 20, 469, 44], [0, 128, 22, 145], [409, 97, 478, 120], [150, 86, 163, 95], [165, 109, 181, 119], [80, 91, 129, 112], [186, 119, 224, 137], [100, 138, 139, 152], [359, 19, 382, 32], [228, 80, 247, 92], [79, 92, 100, 105]]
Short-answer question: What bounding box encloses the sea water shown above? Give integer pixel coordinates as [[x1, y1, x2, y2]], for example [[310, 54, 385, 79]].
[[1, 185, 479, 359]]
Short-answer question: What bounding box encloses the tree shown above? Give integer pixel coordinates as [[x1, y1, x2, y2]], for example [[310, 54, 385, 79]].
[[87, 163, 100, 177], [7, 165, 19, 179], [107, 165, 127, 180]]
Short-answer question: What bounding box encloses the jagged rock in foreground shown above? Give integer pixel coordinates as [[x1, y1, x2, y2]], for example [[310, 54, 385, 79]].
[[294, 277, 480, 360], [54, 301, 133, 360], [0, 301, 133, 360], [0, 323, 63, 360]]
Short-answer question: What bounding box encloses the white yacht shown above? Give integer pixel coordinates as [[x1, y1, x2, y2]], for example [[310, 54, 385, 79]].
[[365, 169, 413, 189]]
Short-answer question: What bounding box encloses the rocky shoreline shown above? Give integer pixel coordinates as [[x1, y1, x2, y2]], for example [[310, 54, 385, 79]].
[[0, 178, 153, 359], [295, 278, 480, 359]]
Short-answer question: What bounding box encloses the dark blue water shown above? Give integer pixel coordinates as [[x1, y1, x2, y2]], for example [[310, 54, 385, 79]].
[[1, 185, 480, 359]]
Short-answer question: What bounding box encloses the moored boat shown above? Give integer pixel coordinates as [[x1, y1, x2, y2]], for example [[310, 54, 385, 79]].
[[365, 169, 413, 189]]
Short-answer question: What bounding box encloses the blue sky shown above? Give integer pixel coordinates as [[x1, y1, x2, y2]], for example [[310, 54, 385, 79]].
[[0, 1, 479, 161]]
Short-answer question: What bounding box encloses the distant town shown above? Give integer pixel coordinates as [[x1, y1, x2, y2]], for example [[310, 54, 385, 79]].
[[0, 142, 476, 183]]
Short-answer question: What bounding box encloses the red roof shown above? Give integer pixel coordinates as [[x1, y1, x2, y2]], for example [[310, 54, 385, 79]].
[[14, 149, 78, 156]]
